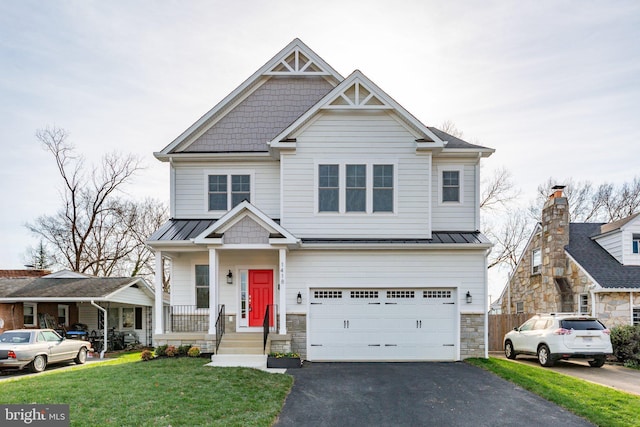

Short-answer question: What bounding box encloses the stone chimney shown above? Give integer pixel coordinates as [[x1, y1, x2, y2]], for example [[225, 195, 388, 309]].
[[541, 185, 572, 311]]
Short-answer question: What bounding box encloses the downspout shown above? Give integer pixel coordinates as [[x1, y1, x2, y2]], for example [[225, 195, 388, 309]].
[[484, 247, 490, 359], [91, 301, 107, 359]]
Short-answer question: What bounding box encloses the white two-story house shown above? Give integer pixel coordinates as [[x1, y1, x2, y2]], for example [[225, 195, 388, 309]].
[[147, 39, 494, 361]]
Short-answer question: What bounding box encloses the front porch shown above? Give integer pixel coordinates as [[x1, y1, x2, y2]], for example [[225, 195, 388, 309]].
[[153, 303, 294, 355]]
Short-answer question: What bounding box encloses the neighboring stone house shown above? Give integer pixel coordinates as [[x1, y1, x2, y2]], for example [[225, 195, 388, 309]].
[[501, 187, 640, 327]]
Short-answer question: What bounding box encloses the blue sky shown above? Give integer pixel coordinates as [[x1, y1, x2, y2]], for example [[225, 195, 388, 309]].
[[1, 1, 639, 298]]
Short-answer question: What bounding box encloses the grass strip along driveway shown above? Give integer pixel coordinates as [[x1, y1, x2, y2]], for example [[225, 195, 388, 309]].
[[0, 353, 292, 426], [467, 357, 640, 427]]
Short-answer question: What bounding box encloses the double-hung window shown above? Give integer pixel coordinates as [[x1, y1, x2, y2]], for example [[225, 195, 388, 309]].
[[373, 165, 393, 212], [319, 164, 339, 212], [24, 303, 36, 326], [532, 248, 542, 274], [346, 164, 366, 212], [579, 294, 589, 314], [195, 265, 210, 309], [208, 174, 251, 211], [633, 234, 640, 254], [633, 308, 640, 326], [442, 170, 460, 202]]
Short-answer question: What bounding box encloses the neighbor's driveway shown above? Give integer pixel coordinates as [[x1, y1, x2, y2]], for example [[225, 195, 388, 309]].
[[274, 362, 593, 427]]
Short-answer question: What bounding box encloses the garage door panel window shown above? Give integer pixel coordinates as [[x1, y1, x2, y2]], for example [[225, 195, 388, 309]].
[[423, 290, 452, 299]]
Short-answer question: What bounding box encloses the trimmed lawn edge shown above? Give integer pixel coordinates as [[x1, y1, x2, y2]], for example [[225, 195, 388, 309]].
[[466, 357, 640, 427]]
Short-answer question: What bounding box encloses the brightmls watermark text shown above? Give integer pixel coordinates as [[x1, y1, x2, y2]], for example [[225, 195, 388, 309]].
[[1, 405, 69, 426]]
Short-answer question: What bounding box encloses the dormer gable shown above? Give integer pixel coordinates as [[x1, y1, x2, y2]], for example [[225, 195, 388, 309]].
[[194, 200, 298, 246], [592, 212, 640, 265], [269, 70, 444, 153]]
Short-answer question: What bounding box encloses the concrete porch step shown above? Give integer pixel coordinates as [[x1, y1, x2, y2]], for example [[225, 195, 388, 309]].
[[216, 346, 264, 355], [208, 354, 267, 369], [216, 332, 265, 355]]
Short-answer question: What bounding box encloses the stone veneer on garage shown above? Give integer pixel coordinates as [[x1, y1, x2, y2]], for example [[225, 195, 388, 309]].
[[460, 314, 485, 358]]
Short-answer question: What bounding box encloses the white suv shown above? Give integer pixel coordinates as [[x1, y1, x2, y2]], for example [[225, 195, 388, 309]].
[[503, 313, 613, 367]]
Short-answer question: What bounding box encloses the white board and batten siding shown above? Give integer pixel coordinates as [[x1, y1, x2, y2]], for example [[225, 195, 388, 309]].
[[281, 111, 432, 238], [172, 161, 280, 219], [287, 249, 486, 361]]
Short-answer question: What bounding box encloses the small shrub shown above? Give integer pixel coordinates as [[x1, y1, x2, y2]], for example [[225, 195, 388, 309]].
[[178, 345, 192, 357], [155, 345, 168, 357], [140, 349, 153, 361], [187, 346, 201, 357], [610, 325, 640, 365], [165, 345, 178, 357]]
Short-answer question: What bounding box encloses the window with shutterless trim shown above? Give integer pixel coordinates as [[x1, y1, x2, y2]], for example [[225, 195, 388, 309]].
[[318, 164, 339, 212], [346, 164, 366, 212], [208, 174, 251, 211], [373, 164, 393, 212]]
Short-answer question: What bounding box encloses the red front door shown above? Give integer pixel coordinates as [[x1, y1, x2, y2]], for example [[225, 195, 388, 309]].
[[249, 270, 273, 327]]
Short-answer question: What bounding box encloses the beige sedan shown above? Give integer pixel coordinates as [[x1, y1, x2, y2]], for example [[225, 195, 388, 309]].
[[0, 329, 91, 373]]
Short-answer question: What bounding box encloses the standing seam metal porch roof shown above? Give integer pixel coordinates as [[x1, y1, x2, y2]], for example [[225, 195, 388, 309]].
[[148, 219, 489, 245]]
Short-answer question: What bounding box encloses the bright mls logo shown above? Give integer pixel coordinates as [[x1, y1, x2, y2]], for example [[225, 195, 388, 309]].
[[1, 405, 69, 426]]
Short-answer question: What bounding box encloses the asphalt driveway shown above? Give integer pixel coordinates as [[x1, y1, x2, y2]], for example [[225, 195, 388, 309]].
[[274, 362, 593, 427]]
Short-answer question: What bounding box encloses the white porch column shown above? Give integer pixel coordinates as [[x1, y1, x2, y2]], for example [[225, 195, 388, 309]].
[[279, 249, 287, 334], [208, 248, 218, 335], [154, 250, 164, 335]]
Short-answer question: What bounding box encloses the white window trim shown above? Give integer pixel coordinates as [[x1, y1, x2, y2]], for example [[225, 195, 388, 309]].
[[203, 170, 255, 213], [437, 165, 464, 205], [578, 294, 589, 314], [515, 301, 524, 314], [531, 248, 542, 275], [194, 263, 210, 310], [314, 161, 398, 215], [24, 303, 37, 327]]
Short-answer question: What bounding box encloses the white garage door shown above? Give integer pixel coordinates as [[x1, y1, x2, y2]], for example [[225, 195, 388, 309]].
[[308, 289, 457, 361]]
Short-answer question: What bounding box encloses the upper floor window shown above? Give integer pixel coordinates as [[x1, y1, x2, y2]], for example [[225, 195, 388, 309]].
[[442, 171, 460, 202], [438, 165, 464, 204], [373, 165, 394, 212], [532, 248, 542, 274], [208, 174, 250, 211], [346, 164, 366, 212], [633, 234, 640, 254], [319, 164, 339, 212], [318, 163, 395, 214]]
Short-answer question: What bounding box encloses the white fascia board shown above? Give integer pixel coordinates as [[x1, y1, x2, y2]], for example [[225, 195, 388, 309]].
[[145, 240, 199, 249], [0, 297, 109, 302], [439, 148, 495, 158], [591, 287, 640, 293], [155, 152, 272, 162], [270, 70, 445, 147], [159, 39, 343, 156]]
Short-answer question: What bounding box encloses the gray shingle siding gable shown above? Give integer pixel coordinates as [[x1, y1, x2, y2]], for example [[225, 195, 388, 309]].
[[182, 76, 334, 152]]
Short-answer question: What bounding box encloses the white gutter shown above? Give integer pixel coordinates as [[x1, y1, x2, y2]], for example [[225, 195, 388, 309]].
[[91, 300, 107, 360]]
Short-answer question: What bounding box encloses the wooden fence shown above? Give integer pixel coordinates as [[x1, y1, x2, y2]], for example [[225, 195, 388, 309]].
[[487, 313, 532, 352]]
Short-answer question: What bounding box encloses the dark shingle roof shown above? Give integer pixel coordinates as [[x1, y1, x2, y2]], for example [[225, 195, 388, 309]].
[[427, 127, 492, 150], [566, 223, 640, 289], [0, 277, 141, 298]]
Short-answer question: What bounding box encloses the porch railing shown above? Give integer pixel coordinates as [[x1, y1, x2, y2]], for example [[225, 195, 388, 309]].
[[263, 304, 278, 353], [215, 304, 225, 353], [167, 305, 209, 332]]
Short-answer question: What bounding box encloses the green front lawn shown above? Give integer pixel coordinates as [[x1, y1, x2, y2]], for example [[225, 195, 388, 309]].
[[467, 357, 640, 427], [0, 353, 293, 426]]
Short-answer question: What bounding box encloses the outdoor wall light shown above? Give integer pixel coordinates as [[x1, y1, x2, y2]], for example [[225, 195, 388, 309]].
[[297, 292, 302, 304], [226, 270, 233, 284], [466, 291, 472, 304]]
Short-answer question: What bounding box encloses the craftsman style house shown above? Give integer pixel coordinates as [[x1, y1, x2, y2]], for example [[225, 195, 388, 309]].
[[501, 187, 640, 327], [147, 39, 494, 361]]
